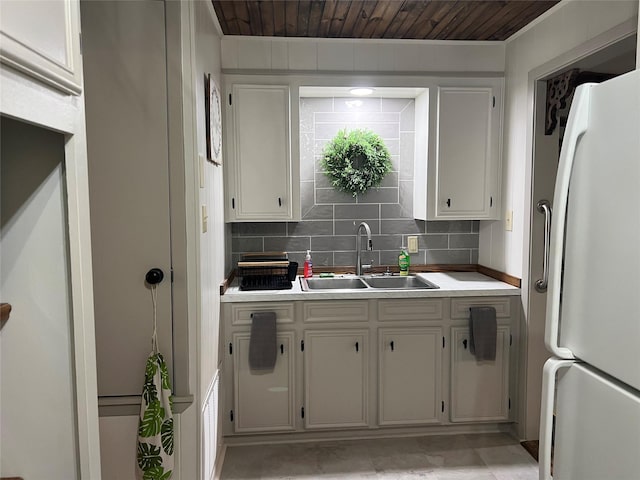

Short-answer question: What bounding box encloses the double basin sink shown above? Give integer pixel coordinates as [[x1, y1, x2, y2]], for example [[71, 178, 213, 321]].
[[301, 275, 438, 291]]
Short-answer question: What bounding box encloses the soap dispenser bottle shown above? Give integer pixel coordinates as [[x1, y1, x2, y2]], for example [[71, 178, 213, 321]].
[[303, 250, 313, 278], [398, 246, 410, 276]]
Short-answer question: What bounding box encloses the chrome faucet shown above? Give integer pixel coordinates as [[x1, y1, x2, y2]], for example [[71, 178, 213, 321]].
[[356, 221, 373, 276]]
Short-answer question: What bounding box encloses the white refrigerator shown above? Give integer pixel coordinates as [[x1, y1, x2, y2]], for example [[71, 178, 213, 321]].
[[539, 69, 640, 479]]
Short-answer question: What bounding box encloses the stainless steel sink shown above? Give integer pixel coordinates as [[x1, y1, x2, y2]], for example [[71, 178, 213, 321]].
[[300, 275, 439, 291], [362, 275, 439, 290], [301, 277, 368, 291]]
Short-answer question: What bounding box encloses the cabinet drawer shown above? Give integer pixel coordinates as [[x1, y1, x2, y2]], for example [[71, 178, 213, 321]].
[[303, 301, 369, 323], [450, 297, 511, 319], [378, 299, 443, 321], [230, 302, 295, 326]]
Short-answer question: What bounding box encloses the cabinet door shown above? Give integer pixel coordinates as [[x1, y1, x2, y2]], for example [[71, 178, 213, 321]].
[[304, 330, 368, 429], [434, 86, 499, 219], [379, 328, 442, 426], [228, 84, 293, 221], [0, 0, 82, 94], [233, 332, 295, 432], [450, 326, 510, 422]]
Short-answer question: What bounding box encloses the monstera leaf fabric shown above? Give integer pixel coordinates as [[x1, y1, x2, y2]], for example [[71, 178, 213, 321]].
[[137, 352, 174, 480]]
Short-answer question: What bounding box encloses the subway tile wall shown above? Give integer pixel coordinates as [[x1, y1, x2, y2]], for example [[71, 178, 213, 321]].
[[231, 96, 479, 268]]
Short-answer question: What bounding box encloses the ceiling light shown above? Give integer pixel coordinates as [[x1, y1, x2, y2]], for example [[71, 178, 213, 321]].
[[349, 88, 374, 96]]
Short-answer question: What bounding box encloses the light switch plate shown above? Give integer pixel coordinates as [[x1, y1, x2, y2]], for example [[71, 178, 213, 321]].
[[407, 236, 419, 253], [505, 210, 513, 231], [199, 154, 205, 189], [202, 204, 208, 233]]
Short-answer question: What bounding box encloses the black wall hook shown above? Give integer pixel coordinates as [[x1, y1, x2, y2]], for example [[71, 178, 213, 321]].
[[145, 268, 164, 285]]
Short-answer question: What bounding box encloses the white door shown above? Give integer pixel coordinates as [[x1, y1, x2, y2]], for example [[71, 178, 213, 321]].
[[81, 0, 173, 397], [378, 328, 442, 425], [233, 332, 295, 432], [304, 330, 368, 429], [540, 360, 640, 480], [548, 70, 640, 389]]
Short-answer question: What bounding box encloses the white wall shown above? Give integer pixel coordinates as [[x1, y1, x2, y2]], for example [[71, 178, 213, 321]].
[[95, 1, 224, 478], [191, 1, 225, 478], [221, 35, 505, 73], [480, 0, 638, 278], [482, 0, 638, 440]]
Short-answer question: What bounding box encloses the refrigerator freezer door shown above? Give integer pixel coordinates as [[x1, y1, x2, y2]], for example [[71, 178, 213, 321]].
[[548, 69, 640, 389], [545, 361, 640, 480]]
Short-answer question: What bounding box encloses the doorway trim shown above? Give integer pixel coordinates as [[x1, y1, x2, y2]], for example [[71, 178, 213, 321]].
[[519, 18, 637, 440], [1, 69, 101, 476]]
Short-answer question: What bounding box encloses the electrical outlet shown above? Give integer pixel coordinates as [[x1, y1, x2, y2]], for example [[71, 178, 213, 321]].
[[407, 236, 419, 253], [505, 210, 513, 231]]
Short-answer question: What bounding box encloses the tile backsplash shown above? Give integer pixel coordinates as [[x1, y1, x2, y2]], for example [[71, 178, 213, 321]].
[[231, 96, 479, 268]]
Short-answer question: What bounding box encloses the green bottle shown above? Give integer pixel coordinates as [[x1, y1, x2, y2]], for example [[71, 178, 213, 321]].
[[398, 247, 410, 276]]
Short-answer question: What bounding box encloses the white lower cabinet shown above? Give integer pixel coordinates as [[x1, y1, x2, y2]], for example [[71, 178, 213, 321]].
[[223, 297, 518, 438], [378, 327, 443, 426], [304, 330, 368, 429], [450, 325, 511, 422], [232, 331, 295, 432]]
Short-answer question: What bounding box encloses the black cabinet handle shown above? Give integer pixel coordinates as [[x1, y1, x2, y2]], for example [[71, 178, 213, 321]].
[[463, 339, 468, 349], [355, 341, 359, 352], [446, 198, 451, 208], [278, 197, 282, 207], [280, 344, 284, 355], [232, 197, 235, 209], [390, 341, 394, 351]]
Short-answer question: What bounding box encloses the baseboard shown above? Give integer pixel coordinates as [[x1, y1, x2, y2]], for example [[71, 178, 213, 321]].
[[223, 422, 516, 447]]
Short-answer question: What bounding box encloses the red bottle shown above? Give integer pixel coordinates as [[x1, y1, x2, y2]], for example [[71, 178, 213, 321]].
[[303, 250, 313, 278]]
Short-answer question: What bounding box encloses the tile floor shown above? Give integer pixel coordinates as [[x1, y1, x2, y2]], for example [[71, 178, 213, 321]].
[[220, 432, 539, 479]]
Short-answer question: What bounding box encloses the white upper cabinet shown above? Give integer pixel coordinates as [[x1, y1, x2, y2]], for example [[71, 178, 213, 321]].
[[225, 83, 299, 222], [414, 79, 503, 220], [0, 0, 83, 94]]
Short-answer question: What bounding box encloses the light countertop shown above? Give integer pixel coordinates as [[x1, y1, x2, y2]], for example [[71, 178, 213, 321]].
[[221, 271, 520, 303]]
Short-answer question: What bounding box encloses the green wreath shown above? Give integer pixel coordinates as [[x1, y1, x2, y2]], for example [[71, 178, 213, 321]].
[[321, 129, 392, 197]]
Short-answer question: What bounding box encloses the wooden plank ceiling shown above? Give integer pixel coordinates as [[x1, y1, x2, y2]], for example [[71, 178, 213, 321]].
[[212, 0, 560, 41]]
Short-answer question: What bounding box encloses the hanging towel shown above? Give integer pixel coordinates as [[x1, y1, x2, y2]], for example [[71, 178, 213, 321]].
[[249, 311, 277, 371], [137, 286, 174, 480], [469, 306, 497, 361]]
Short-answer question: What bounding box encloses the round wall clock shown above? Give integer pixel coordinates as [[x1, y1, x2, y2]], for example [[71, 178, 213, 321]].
[[206, 73, 222, 164]]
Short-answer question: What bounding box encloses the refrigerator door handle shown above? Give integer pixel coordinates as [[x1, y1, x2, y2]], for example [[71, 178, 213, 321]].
[[545, 84, 593, 359], [539, 358, 575, 480], [535, 200, 552, 292]]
